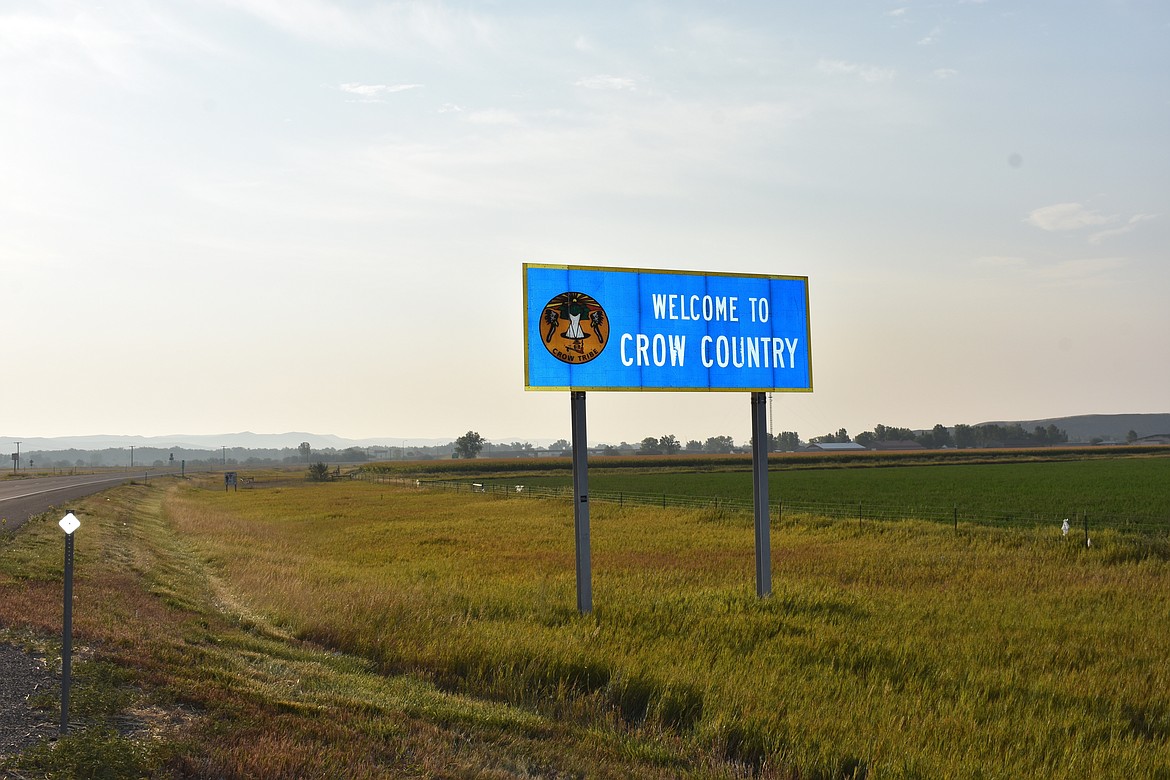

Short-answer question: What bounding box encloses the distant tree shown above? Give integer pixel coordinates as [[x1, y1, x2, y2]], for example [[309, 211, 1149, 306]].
[[298, 441, 311, 462], [549, 439, 570, 453], [953, 424, 976, 449], [659, 434, 681, 454], [773, 431, 801, 452], [704, 435, 735, 454], [915, 424, 952, 449], [871, 424, 915, 441], [639, 436, 660, 455], [308, 461, 330, 481], [453, 431, 486, 459], [600, 444, 619, 456], [931, 424, 953, 448], [684, 439, 703, 452], [1127, 429, 1139, 443], [810, 428, 850, 444]]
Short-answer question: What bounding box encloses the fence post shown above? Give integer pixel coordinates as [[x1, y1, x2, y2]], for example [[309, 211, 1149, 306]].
[[1083, 511, 1089, 547], [858, 501, 863, 530], [954, 505, 958, 533]]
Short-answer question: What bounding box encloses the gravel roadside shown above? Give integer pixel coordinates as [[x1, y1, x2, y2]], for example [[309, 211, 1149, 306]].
[[0, 643, 58, 761]]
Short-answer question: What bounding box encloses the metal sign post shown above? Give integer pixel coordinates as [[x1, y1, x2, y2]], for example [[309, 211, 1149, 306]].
[[58, 511, 81, 735], [570, 391, 592, 614], [750, 393, 772, 597]]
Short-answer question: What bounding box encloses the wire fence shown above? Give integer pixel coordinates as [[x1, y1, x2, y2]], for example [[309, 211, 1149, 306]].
[[353, 473, 1170, 537]]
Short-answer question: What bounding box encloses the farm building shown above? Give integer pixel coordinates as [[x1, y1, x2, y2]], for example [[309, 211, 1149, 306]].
[[801, 442, 867, 452]]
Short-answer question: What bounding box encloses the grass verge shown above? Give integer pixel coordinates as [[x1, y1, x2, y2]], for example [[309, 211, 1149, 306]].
[[0, 481, 712, 778]]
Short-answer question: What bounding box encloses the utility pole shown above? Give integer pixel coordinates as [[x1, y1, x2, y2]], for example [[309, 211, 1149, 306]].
[[13, 442, 20, 474], [129, 446, 134, 468]]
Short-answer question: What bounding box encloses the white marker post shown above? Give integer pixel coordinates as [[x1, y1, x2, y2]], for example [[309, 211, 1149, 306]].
[[58, 511, 80, 735]]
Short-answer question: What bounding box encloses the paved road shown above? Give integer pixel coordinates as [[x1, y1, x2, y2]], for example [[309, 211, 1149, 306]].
[[0, 472, 164, 532]]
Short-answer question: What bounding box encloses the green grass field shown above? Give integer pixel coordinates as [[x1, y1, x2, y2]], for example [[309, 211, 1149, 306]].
[[467, 454, 1170, 529], [4, 459, 1169, 778]]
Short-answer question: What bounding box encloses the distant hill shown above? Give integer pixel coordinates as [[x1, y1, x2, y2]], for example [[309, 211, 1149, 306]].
[[1, 431, 557, 453], [0, 432, 451, 452], [975, 413, 1170, 443]]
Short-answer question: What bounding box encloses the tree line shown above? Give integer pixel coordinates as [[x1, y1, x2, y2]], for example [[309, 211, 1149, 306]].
[[810, 422, 1069, 449], [449, 422, 1073, 460]]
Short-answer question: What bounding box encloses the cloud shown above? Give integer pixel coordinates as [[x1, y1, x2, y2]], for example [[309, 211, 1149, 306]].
[[932, 68, 958, 80], [817, 58, 895, 84], [219, 0, 494, 53], [339, 82, 422, 97], [575, 74, 637, 91], [918, 26, 941, 45], [887, 7, 910, 18], [1026, 202, 1156, 245], [0, 6, 224, 89], [1089, 213, 1156, 244], [1025, 202, 1115, 231]]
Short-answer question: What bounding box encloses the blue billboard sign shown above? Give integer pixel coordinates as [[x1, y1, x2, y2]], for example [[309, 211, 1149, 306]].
[[524, 264, 812, 391]]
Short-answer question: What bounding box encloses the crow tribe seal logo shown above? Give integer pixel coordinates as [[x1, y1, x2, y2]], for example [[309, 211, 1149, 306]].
[[540, 291, 609, 364]]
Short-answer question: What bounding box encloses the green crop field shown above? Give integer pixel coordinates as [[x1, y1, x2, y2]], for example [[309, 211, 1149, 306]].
[[465, 454, 1170, 530]]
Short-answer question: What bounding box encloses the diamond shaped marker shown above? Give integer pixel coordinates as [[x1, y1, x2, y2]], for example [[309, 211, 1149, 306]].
[[59, 513, 80, 535]]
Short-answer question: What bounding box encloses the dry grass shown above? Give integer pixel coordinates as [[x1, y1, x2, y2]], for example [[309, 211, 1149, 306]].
[[0, 482, 700, 778], [164, 476, 1170, 778]]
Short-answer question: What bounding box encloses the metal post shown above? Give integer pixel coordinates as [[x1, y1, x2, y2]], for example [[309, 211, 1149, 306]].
[[61, 529, 75, 734], [751, 392, 772, 597], [570, 391, 592, 614]]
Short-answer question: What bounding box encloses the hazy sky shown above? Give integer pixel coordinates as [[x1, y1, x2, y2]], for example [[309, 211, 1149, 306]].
[[3, 1, 1167, 446]]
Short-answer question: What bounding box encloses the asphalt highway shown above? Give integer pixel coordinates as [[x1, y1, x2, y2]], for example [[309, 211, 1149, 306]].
[[0, 472, 163, 532]]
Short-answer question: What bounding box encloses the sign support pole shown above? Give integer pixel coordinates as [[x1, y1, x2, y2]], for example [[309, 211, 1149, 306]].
[[750, 392, 772, 597], [62, 531, 74, 734], [570, 390, 592, 614], [58, 511, 81, 735]]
